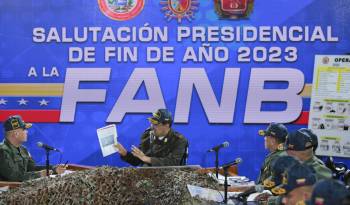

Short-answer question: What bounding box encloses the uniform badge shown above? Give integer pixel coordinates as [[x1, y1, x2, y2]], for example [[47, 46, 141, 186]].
[[315, 197, 325, 205], [160, 0, 199, 23], [271, 186, 286, 195], [214, 0, 254, 19], [263, 179, 275, 188], [98, 0, 144, 21], [11, 119, 20, 129]]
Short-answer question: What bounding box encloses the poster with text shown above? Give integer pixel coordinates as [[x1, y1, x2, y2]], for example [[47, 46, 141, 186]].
[[309, 55, 350, 157]]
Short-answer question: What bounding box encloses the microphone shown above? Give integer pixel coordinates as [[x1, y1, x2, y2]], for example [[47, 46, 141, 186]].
[[222, 157, 243, 168], [37, 142, 60, 152], [236, 184, 265, 199], [207, 141, 230, 152]]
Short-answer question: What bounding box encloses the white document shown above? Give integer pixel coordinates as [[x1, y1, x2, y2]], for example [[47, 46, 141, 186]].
[[209, 173, 254, 187], [187, 184, 237, 204], [97, 124, 118, 157], [0, 186, 9, 193], [49, 170, 76, 178]]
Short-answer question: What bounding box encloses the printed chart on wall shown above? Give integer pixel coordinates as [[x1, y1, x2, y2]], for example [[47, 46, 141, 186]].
[[309, 55, 350, 157]]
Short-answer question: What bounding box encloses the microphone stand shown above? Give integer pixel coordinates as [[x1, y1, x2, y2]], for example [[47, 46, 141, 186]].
[[215, 149, 220, 178], [44, 148, 51, 177], [223, 165, 229, 204]]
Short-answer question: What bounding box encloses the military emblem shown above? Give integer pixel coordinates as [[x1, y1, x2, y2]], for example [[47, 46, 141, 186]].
[[322, 56, 330, 64], [11, 119, 20, 129], [271, 186, 286, 195], [160, 0, 199, 23], [315, 197, 325, 205], [263, 179, 275, 188], [98, 0, 144, 21], [214, 0, 254, 19]]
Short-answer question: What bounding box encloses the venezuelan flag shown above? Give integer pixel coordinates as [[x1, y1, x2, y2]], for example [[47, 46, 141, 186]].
[[0, 83, 64, 122]]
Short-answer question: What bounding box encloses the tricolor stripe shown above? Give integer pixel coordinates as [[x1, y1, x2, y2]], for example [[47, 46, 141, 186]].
[[293, 84, 312, 125], [0, 83, 63, 122], [300, 84, 312, 97], [0, 83, 64, 96], [293, 111, 309, 125], [0, 110, 60, 122]]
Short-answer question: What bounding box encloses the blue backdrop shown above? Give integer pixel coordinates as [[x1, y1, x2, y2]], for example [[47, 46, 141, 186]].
[[0, 0, 349, 181]]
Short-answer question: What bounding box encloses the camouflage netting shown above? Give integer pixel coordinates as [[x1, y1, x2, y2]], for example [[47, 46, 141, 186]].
[[0, 166, 221, 205]]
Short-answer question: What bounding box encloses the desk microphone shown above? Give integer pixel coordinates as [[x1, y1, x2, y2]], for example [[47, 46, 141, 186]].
[[37, 142, 61, 152], [207, 141, 230, 152], [222, 157, 243, 168]]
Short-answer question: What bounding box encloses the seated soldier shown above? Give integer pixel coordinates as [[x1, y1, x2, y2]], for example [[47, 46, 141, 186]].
[[115, 109, 188, 167], [286, 130, 332, 180], [299, 128, 318, 153], [261, 156, 300, 205], [0, 115, 65, 182], [273, 163, 317, 205], [263, 156, 301, 190], [257, 123, 288, 184], [306, 179, 350, 205]]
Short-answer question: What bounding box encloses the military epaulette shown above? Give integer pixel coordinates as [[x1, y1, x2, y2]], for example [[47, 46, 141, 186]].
[[271, 186, 286, 195], [173, 131, 185, 139], [263, 178, 275, 188]]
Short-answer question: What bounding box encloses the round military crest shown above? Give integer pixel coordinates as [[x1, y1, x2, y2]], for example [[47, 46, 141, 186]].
[[169, 0, 191, 14], [160, 0, 199, 23], [98, 0, 144, 21], [322, 56, 330, 64]]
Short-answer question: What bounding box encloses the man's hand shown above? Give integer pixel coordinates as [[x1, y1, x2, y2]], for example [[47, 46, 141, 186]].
[[114, 143, 127, 157], [54, 164, 67, 175], [131, 145, 151, 164]]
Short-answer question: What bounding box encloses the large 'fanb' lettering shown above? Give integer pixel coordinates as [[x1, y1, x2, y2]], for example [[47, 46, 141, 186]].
[[60, 67, 304, 123]]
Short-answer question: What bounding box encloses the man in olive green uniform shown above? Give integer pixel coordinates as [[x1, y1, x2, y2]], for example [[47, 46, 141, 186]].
[[299, 128, 327, 166], [286, 130, 332, 180], [0, 115, 65, 182], [257, 123, 288, 184], [116, 109, 188, 166], [0, 115, 45, 181]]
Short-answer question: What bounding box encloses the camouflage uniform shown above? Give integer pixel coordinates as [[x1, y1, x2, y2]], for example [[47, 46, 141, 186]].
[[257, 150, 287, 184], [0, 139, 41, 182], [265, 156, 301, 205], [267, 196, 283, 205], [257, 123, 289, 184], [303, 156, 332, 180], [121, 128, 188, 167]]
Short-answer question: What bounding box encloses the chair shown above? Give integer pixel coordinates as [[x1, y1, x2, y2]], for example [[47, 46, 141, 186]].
[[325, 156, 348, 179]]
